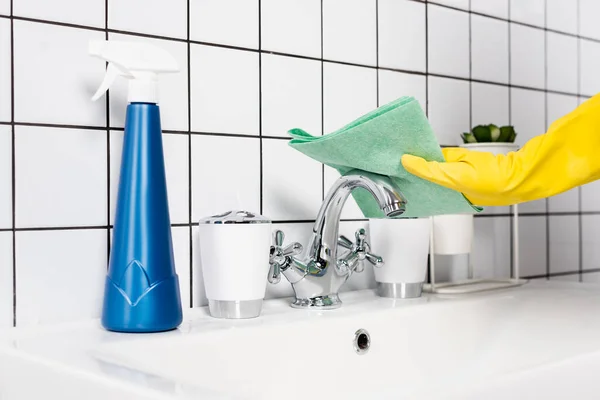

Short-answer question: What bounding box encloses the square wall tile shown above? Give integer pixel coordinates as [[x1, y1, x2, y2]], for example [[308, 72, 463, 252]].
[[0, 232, 12, 329], [323, 62, 377, 133], [580, 0, 600, 40], [0, 0, 8, 14], [548, 189, 579, 213], [378, 0, 426, 72], [262, 138, 322, 220], [265, 222, 313, 299], [428, 76, 470, 145], [261, 54, 321, 137], [510, 88, 545, 145], [378, 70, 427, 111], [16, 229, 107, 326], [580, 39, 600, 96], [0, 19, 11, 122], [471, 0, 508, 19], [547, 33, 578, 94], [172, 226, 191, 308], [14, 0, 104, 27], [582, 181, 600, 212], [546, 0, 578, 35], [323, 0, 376, 66], [582, 215, 600, 271], [510, 24, 545, 89], [510, 0, 545, 27], [547, 93, 578, 132], [324, 166, 364, 220], [191, 135, 260, 221], [471, 83, 509, 127], [191, 45, 259, 135], [519, 216, 547, 277], [15, 126, 106, 228], [472, 217, 511, 279], [13, 21, 105, 126], [108, 34, 189, 132], [428, 5, 469, 78], [111, 131, 189, 224], [109, 0, 186, 39], [430, 0, 468, 9], [0, 126, 11, 229], [191, 0, 258, 49], [340, 220, 376, 292], [549, 215, 579, 274], [261, 0, 320, 57], [471, 15, 509, 84]]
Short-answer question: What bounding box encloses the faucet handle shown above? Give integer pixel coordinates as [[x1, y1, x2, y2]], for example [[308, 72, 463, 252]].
[[337, 228, 384, 275], [268, 230, 303, 284]]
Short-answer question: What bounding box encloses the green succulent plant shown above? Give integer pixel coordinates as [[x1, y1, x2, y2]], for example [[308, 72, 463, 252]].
[[461, 124, 517, 144]]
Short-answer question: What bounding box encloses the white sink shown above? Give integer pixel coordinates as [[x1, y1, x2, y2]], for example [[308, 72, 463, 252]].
[[3, 281, 600, 399]]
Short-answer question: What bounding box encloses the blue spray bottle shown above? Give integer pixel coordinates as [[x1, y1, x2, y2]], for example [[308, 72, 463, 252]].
[[89, 41, 183, 332]]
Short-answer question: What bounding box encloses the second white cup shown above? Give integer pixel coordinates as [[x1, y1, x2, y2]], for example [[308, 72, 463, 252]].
[[369, 217, 431, 298]]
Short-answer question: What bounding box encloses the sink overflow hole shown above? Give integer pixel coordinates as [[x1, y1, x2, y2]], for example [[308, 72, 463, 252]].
[[354, 329, 370, 355]]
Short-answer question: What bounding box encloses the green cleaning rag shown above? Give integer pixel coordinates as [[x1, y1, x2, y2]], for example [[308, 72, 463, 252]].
[[288, 96, 482, 218]]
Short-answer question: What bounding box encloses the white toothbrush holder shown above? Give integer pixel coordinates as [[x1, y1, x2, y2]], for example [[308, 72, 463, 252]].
[[369, 218, 431, 298], [198, 211, 272, 319]]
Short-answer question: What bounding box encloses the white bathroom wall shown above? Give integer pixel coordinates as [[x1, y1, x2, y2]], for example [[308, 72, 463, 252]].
[[0, 0, 598, 328]]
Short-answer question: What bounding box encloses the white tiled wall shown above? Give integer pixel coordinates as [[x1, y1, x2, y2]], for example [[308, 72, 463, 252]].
[[1, 0, 599, 328]]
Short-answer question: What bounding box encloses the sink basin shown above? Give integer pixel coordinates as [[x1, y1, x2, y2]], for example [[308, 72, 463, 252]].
[[4, 282, 600, 399]]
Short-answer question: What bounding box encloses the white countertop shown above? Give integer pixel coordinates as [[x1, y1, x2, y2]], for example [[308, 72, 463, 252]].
[[2, 281, 600, 399]]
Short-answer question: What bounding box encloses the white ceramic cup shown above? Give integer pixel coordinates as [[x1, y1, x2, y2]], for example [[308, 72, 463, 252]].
[[198, 211, 272, 319], [369, 218, 431, 298], [431, 214, 474, 255]]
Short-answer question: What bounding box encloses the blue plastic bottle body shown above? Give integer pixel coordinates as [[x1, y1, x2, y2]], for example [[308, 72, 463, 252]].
[[102, 103, 183, 332]]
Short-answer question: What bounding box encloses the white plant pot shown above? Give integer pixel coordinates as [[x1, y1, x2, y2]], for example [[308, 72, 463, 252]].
[[369, 218, 431, 298], [460, 142, 519, 155], [432, 214, 474, 255]]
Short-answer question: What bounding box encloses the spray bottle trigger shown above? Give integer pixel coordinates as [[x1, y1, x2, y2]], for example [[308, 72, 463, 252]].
[[91, 63, 133, 102]]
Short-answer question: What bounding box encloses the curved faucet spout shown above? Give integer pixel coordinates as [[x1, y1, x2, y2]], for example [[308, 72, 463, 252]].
[[310, 170, 407, 264]]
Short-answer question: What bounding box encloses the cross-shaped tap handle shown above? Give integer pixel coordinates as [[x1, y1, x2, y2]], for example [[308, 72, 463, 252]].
[[268, 230, 303, 284], [337, 228, 384, 275]]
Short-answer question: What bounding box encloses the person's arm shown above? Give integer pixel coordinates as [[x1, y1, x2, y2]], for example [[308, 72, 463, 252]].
[[401, 93, 600, 207]]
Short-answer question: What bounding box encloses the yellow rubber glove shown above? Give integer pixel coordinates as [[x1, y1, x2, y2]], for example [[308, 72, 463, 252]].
[[402, 94, 600, 206]]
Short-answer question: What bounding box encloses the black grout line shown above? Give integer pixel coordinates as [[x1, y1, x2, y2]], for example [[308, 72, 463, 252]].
[[9, 0, 16, 328], [258, 0, 264, 216], [577, 0, 583, 282], [468, 0, 472, 130], [7, 1, 597, 45], [186, 0, 193, 308], [507, 0, 514, 278], [320, 0, 325, 201], [543, 0, 550, 280], [15, 225, 111, 232], [104, 0, 111, 267], [524, 268, 600, 280], [375, 0, 379, 108], [4, 211, 600, 231]]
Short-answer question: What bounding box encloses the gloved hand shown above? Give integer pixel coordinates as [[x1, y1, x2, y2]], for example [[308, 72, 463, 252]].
[[402, 94, 600, 206]]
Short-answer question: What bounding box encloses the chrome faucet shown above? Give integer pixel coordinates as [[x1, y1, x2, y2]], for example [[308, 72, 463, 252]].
[[268, 170, 407, 309]]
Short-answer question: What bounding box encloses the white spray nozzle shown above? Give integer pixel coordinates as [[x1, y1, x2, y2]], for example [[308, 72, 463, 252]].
[[89, 40, 179, 103]]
